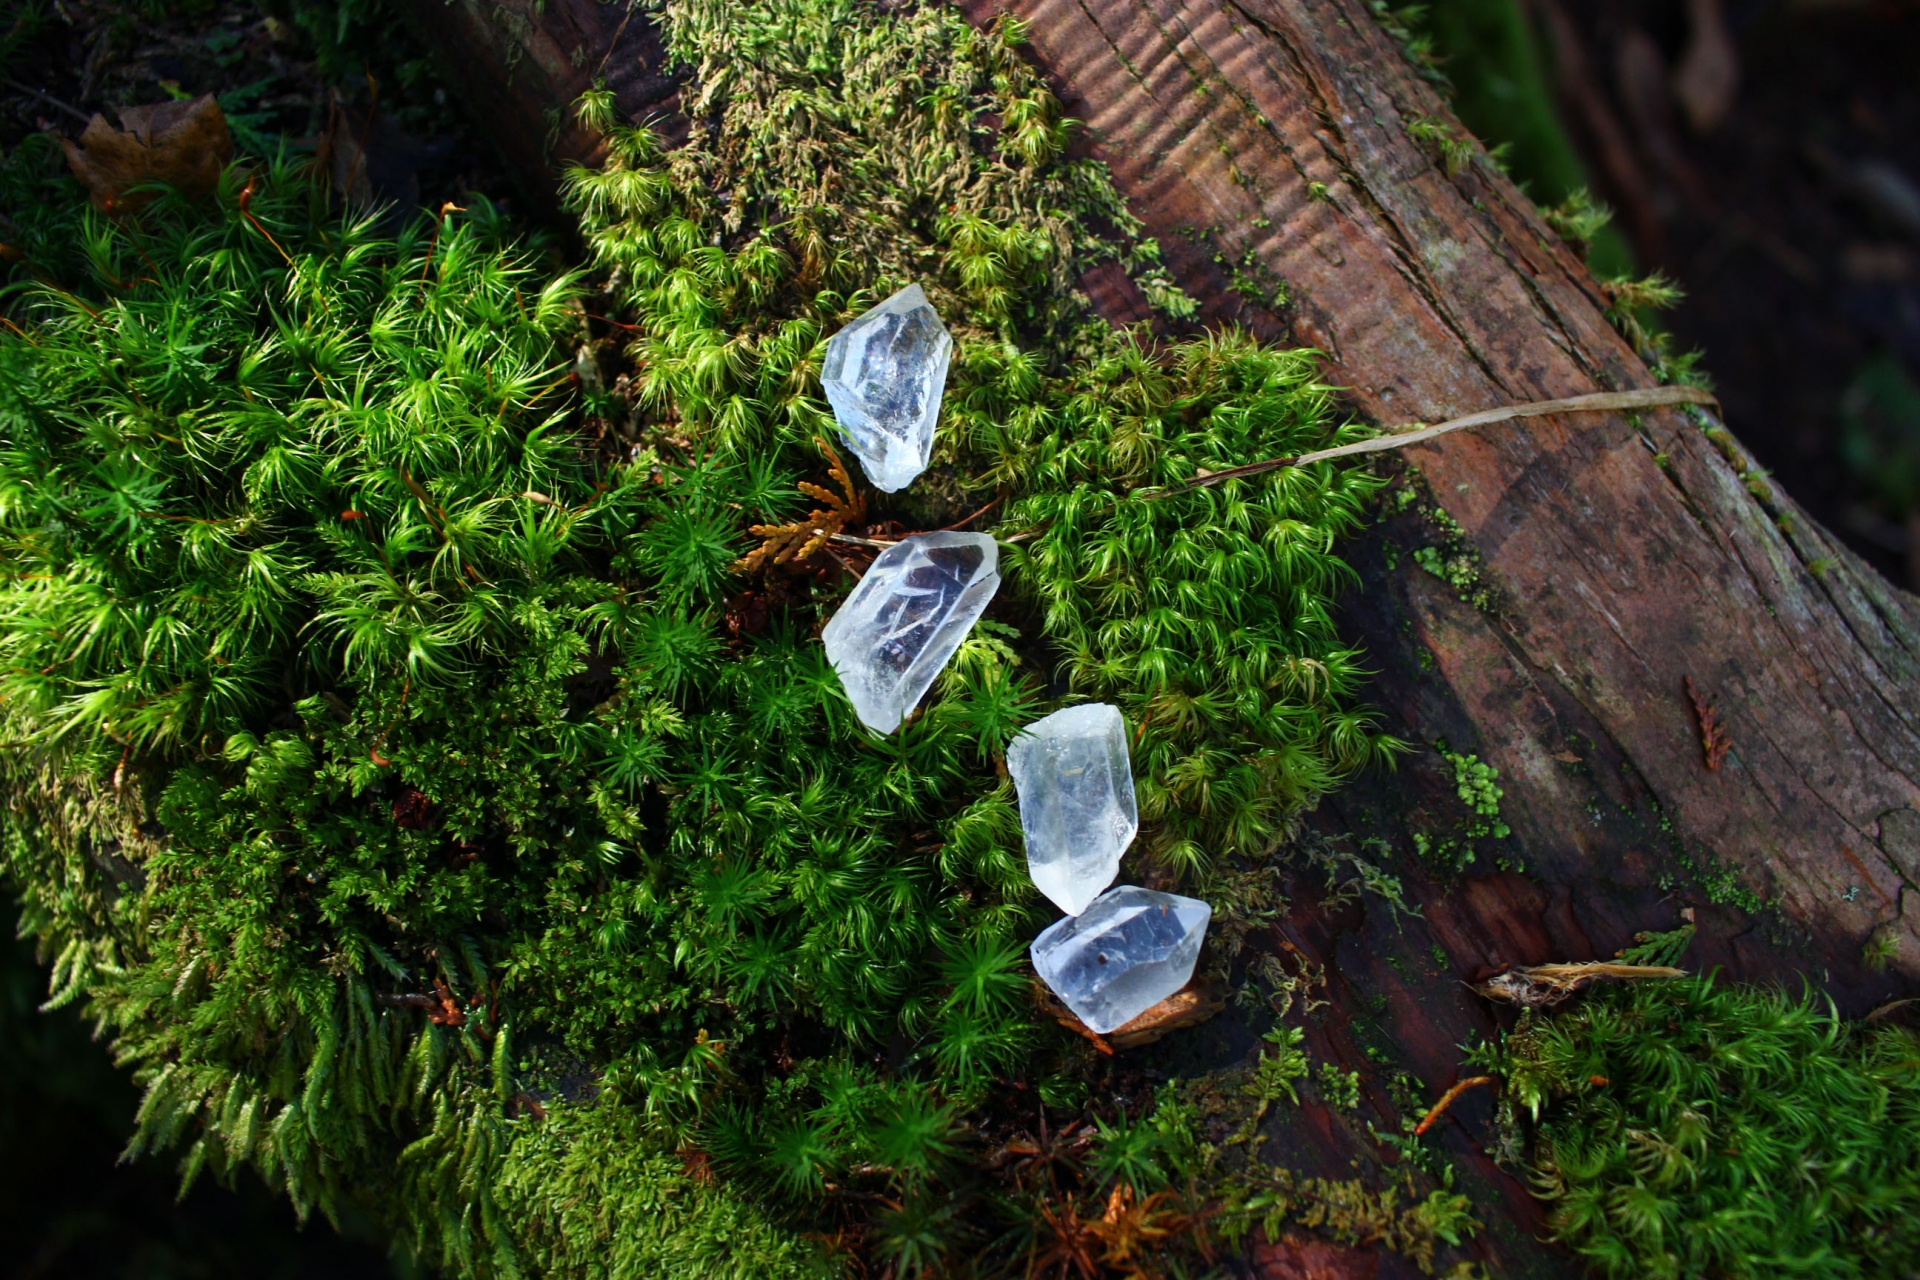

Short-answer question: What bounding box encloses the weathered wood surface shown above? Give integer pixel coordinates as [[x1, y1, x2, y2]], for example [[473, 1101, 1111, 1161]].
[[939, 6, 1920, 1273], [957, 0, 1920, 978], [404, 1, 1920, 1274]]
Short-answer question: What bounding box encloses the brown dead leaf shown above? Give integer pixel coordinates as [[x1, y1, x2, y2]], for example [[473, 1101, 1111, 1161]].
[[1035, 976, 1226, 1052], [315, 90, 425, 210], [61, 95, 232, 212], [1250, 1233, 1379, 1280], [319, 92, 376, 208], [1684, 674, 1733, 771]]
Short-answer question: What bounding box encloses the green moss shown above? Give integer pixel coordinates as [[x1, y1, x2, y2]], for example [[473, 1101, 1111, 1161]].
[[1224, 1024, 1310, 1148], [1316, 1061, 1362, 1111], [0, 0, 1403, 1272], [1541, 188, 1614, 252], [497, 1102, 832, 1279], [1104, 1049, 1479, 1275], [1471, 976, 1920, 1279], [1396, 476, 1498, 613], [1439, 746, 1508, 835], [1405, 114, 1477, 178]]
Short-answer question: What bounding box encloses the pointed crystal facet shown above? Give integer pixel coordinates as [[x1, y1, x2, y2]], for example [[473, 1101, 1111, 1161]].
[[821, 283, 952, 492], [1008, 703, 1137, 915], [821, 532, 1000, 734], [1030, 886, 1212, 1034]]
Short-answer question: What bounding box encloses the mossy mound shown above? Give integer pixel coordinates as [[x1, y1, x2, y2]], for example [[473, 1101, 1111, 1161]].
[[1474, 974, 1920, 1279], [0, 4, 1393, 1273]]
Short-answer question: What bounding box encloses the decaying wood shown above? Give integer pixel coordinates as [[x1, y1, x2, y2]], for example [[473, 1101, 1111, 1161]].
[[395, 1, 1920, 1274], [952, 0, 1920, 971]]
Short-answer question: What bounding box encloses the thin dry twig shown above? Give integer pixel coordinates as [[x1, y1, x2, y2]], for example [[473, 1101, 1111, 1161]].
[[1150, 384, 1722, 498], [939, 493, 1006, 532], [592, 1, 640, 81], [1868, 997, 1919, 1024], [4, 75, 89, 124], [1414, 1075, 1496, 1136]]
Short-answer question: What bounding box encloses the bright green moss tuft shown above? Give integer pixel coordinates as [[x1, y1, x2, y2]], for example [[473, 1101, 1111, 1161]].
[[1472, 976, 1920, 1279]]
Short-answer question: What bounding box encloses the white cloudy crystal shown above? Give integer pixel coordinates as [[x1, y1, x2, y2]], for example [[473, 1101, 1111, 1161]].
[[1008, 703, 1137, 915], [821, 532, 1000, 734], [1030, 886, 1212, 1035], [821, 282, 952, 492]]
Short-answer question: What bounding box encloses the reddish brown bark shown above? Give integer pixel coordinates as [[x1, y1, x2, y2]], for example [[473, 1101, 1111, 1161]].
[[947, 0, 1920, 980], [403, 1, 1920, 1273]]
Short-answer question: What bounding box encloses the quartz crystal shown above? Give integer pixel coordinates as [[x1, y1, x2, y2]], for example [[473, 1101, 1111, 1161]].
[[1030, 886, 1211, 1034], [1008, 703, 1137, 915], [821, 283, 952, 492], [822, 532, 1000, 734]]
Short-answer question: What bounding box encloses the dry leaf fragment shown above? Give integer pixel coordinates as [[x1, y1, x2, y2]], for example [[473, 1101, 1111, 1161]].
[[317, 89, 426, 210], [1033, 976, 1226, 1052], [1250, 1233, 1380, 1280], [1084, 1182, 1196, 1272], [1684, 674, 1733, 770], [61, 95, 232, 212], [375, 976, 467, 1027], [1474, 961, 1687, 1009]]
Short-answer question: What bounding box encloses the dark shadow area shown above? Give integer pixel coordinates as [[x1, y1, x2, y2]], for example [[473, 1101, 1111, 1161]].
[[1432, 0, 1920, 591], [1, 933, 403, 1278]]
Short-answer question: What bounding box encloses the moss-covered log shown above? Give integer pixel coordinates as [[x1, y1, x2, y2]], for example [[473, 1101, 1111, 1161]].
[[9, 1, 1915, 1276], [399, 0, 1920, 1269], [412, 0, 1920, 970]]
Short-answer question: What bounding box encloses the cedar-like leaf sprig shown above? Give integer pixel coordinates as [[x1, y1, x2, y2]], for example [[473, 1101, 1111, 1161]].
[[735, 436, 867, 571]]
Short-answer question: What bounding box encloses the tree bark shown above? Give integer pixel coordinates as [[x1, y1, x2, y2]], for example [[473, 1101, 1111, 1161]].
[[402, 1, 1920, 1274], [396, 0, 684, 222]]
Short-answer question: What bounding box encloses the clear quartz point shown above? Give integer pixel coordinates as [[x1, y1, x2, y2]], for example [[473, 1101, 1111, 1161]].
[[821, 282, 952, 492], [1030, 885, 1212, 1035], [1008, 703, 1137, 915], [821, 532, 1000, 734]]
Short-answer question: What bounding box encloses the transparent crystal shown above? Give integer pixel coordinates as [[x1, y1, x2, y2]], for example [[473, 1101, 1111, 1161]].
[[821, 532, 1000, 734], [1008, 703, 1137, 915], [1030, 886, 1211, 1034], [821, 283, 952, 492]]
